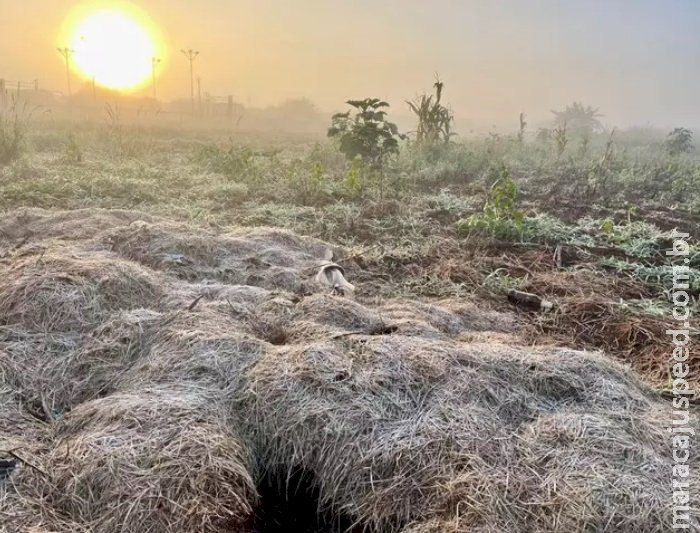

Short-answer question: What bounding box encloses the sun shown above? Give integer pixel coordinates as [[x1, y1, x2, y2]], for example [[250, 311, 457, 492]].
[[67, 8, 160, 90]]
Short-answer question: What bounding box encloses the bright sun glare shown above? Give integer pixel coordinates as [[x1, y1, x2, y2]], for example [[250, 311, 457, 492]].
[[69, 9, 158, 90]]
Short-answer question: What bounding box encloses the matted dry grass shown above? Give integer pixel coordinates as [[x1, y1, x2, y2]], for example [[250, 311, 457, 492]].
[[0, 208, 696, 532]]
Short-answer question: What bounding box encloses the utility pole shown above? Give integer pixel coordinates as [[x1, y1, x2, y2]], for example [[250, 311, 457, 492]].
[[151, 57, 161, 101], [56, 47, 74, 96], [181, 49, 199, 114], [197, 76, 202, 115]]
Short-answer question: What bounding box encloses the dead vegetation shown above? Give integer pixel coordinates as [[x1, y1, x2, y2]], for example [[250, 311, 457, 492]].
[[0, 208, 695, 533], [358, 234, 699, 389]]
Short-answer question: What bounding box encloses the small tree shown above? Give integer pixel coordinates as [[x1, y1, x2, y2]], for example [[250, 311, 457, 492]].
[[407, 77, 454, 143], [666, 127, 694, 156], [328, 98, 404, 198], [552, 102, 603, 136]]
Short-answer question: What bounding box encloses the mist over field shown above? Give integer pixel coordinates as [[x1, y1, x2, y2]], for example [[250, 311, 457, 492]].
[[1, 2, 698, 533], [2, 0, 699, 131]]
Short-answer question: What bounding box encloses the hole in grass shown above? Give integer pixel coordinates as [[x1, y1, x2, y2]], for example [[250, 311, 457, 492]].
[[247, 316, 291, 346], [367, 323, 399, 336], [252, 465, 364, 533], [255, 322, 290, 345]]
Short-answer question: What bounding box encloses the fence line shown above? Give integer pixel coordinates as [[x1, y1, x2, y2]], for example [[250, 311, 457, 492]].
[[0, 78, 40, 112]]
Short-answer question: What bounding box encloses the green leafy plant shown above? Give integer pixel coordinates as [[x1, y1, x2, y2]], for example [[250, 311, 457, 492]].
[[328, 98, 403, 166], [328, 98, 404, 198], [458, 166, 523, 239], [63, 133, 83, 164], [599, 217, 615, 236], [483, 167, 522, 223], [196, 144, 257, 182], [407, 77, 454, 144], [344, 158, 363, 197], [291, 159, 331, 204]]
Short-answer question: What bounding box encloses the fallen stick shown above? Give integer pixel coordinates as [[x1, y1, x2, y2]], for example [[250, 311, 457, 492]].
[[507, 289, 554, 311], [0, 448, 49, 479]]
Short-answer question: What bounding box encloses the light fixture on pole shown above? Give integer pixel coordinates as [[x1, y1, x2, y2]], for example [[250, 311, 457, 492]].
[[180, 49, 199, 114], [56, 47, 75, 96]]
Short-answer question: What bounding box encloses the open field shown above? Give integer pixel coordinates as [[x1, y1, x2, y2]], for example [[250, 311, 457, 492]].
[[1, 118, 699, 531]]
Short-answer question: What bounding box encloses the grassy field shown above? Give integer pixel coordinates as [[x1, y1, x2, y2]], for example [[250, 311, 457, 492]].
[[1, 114, 699, 531], [3, 117, 699, 385]]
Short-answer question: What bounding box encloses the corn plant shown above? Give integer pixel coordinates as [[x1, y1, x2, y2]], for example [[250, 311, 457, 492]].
[[517, 113, 527, 144], [407, 77, 454, 144], [553, 122, 568, 158], [586, 129, 617, 200]]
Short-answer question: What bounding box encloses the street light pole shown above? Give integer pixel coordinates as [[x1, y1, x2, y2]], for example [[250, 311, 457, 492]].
[[151, 57, 161, 101], [181, 49, 199, 114], [56, 47, 74, 96]]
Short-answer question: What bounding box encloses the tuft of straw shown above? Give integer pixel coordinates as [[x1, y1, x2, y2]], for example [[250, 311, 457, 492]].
[[0, 208, 696, 533]]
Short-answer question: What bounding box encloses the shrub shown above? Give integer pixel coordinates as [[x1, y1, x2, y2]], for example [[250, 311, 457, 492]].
[[328, 98, 404, 198], [666, 127, 694, 156], [0, 99, 30, 165], [63, 133, 83, 164], [196, 144, 257, 182], [328, 98, 404, 167], [458, 166, 523, 239]]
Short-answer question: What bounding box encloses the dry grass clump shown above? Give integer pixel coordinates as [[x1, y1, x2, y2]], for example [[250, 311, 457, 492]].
[[0, 385, 49, 450], [297, 294, 386, 333], [534, 299, 700, 386], [0, 208, 155, 245], [0, 308, 161, 421], [383, 299, 514, 337], [0, 208, 693, 533], [240, 337, 692, 532], [0, 252, 165, 332], [523, 268, 654, 300], [102, 220, 332, 293], [51, 309, 161, 404], [1, 388, 257, 533], [117, 310, 265, 391], [1, 327, 80, 419]]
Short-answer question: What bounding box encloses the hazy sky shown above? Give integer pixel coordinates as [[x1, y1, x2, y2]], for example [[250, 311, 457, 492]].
[[1, 0, 698, 129]]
